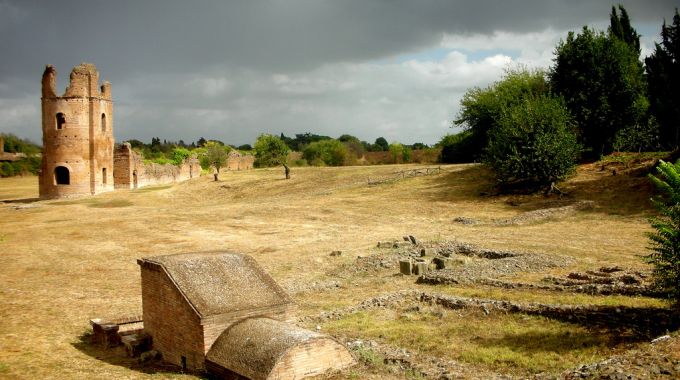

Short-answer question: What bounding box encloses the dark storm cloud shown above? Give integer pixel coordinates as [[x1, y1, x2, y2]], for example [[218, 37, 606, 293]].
[[2, 0, 676, 77], [1, 0, 677, 145]]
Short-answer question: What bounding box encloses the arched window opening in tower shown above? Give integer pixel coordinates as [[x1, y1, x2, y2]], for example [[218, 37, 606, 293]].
[[102, 168, 107, 185], [101, 113, 106, 131], [55, 166, 70, 185], [56, 113, 66, 130]]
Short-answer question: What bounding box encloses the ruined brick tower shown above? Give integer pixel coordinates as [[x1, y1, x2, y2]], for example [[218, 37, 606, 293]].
[[39, 63, 114, 199]]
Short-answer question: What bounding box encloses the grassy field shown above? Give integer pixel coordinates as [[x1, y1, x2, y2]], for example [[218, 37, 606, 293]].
[[0, 161, 670, 379]]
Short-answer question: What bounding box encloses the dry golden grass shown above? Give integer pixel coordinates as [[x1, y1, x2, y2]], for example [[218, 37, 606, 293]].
[[0, 161, 667, 379]]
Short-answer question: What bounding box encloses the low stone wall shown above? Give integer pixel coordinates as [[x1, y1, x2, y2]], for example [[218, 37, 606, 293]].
[[224, 151, 254, 171], [113, 143, 201, 189]]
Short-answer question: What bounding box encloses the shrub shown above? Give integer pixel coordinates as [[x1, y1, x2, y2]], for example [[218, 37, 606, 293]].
[[170, 148, 191, 166], [302, 139, 350, 166], [483, 93, 581, 186], [1, 162, 14, 177], [439, 132, 476, 163], [153, 157, 171, 165], [644, 159, 680, 309]]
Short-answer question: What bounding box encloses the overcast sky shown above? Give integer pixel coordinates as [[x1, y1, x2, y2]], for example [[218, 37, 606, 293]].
[[0, 1, 677, 147]]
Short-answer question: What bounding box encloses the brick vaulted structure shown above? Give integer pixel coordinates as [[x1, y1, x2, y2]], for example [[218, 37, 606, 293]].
[[137, 251, 354, 380], [40, 63, 114, 199]]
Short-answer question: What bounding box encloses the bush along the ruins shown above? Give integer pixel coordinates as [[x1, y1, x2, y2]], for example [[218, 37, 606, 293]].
[[482, 93, 582, 191], [643, 159, 680, 310]]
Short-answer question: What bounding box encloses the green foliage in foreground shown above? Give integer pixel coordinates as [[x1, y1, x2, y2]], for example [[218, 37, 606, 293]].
[[644, 159, 680, 308], [483, 93, 581, 186]]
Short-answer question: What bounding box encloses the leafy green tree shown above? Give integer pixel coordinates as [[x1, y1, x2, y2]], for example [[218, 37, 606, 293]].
[[388, 142, 404, 163], [254, 133, 291, 168], [644, 159, 680, 310], [454, 65, 549, 161], [645, 8, 680, 149], [337, 134, 360, 143], [483, 93, 581, 187], [438, 132, 477, 163], [610, 4, 641, 54], [302, 139, 349, 166], [374, 137, 389, 152], [237, 144, 253, 151], [550, 18, 647, 157], [411, 143, 428, 150], [204, 141, 231, 180]]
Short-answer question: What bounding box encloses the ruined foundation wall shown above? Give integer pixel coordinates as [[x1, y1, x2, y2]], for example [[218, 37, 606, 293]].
[[225, 151, 254, 171], [113, 143, 201, 189], [139, 261, 206, 370]]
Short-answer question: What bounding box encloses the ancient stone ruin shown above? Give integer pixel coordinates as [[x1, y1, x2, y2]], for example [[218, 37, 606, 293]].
[[91, 251, 354, 380], [40, 63, 115, 199], [39, 63, 245, 199]]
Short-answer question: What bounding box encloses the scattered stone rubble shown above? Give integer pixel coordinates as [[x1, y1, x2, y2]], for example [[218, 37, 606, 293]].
[[413, 241, 577, 283], [494, 201, 595, 226]]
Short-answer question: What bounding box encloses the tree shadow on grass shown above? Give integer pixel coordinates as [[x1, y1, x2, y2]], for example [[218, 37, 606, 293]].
[[476, 329, 612, 356], [71, 331, 219, 379], [1, 197, 39, 204]]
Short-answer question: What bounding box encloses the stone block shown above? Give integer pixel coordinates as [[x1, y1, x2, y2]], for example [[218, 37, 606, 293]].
[[409, 235, 422, 245], [414, 262, 428, 275], [450, 255, 471, 265], [420, 248, 436, 257], [139, 349, 162, 364], [399, 260, 412, 275], [433, 257, 451, 270], [93, 323, 120, 347], [377, 241, 394, 248], [403, 236, 411, 241], [122, 331, 152, 358]]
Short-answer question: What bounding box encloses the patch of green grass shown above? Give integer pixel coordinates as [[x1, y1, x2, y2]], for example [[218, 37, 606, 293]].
[[88, 200, 133, 208], [323, 308, 619, 376], [0, 364, 8, 371]]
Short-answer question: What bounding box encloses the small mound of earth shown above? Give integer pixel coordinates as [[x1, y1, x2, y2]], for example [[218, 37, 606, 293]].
[[418, 251, 577, 284], [495, 200, 595, 226]]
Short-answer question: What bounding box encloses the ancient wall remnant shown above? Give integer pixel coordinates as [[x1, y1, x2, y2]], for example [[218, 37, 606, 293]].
[[39, 63, 114, 199], [113, 143, 201, 189], [225, 151, 254, 171]]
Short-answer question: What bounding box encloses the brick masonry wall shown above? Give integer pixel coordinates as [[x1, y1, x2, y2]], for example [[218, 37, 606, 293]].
[[114, 143, 201, 189], [268, 339, 356, 380], [40, 64, 114, 199], [225, 152, 254, 171], [139, 261, 206, 370], [201, 303, 297, 354]]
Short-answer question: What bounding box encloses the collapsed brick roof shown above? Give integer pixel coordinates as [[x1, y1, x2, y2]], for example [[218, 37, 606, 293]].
[[138, 251, 293, 317], [206, 317, 327, 380]]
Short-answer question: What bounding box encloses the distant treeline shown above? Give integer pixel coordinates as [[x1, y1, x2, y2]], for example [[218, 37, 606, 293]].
[[0, 133, 42, 177]]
